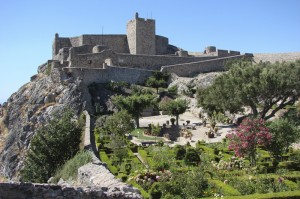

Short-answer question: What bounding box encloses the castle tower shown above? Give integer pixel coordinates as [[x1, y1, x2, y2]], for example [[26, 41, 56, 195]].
[[52, 33, 60, 58], [127, 12, 156, 55]]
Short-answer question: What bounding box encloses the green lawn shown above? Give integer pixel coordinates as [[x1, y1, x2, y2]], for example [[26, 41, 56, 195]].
[[131, 129, 164, 141]]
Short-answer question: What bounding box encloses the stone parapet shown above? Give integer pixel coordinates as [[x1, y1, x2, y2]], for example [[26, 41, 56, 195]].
[[0, 182, 141, 199]]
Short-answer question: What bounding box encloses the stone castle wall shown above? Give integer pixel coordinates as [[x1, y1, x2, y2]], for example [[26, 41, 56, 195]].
[[69, 49, 217, 70], [64, 66, 154, 86], [127, 13, 156, 55], [82, 35, 130, 54], [253, 52, 300, 63], [155, 35, 169, 55], [53, 35, 130, 59], [135, 18, 156, 55], [116, 54, 215, 70], [161, 55, 246, 77]]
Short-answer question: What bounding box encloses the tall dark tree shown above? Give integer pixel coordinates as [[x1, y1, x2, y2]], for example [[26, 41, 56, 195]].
[[197, 60, 300, 120], [21, 109, 83, 182]]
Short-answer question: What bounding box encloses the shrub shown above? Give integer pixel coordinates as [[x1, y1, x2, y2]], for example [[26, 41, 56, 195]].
[[283, 180, 299, 190], [226, 118, 272, 167], [167, 85, 178, 96], [118, 173, 128, 182], [53, 151, 92, 182], [184, 147, 200, 164], [149, 182, 162, 199], [21, 108, 83, 182], [128, 180, 150, 199], [174, 145, 186, 160]]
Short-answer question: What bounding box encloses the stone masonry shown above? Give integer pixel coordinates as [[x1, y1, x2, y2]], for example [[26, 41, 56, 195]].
[[49, 13, 255, 86]]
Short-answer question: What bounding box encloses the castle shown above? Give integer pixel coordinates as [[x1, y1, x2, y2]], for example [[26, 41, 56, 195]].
[[47, 13, 252, 85]]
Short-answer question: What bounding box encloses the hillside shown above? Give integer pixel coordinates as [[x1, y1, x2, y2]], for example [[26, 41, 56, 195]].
[[0, 72, 84, 180]]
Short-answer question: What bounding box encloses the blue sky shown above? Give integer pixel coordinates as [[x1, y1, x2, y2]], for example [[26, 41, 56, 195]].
[[0, 0, 300, 103]]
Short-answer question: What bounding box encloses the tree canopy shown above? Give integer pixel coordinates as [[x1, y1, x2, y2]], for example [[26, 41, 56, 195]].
[[197, 60, 300, 120], [21, 108, 83, 182], [104, 110, 134, 135], [113, 94, 157, 128], [266, 118, 300, 162], [145, 71, 168, 93], [159, 98, 189, 125]]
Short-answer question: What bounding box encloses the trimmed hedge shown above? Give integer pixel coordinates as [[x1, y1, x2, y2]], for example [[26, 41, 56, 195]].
[[206, 190, 300, 199], [209, 179, 241, 196], [99, 151, 118, 175], [283, 180, 299, 190], [138, 149, 154, 167], [128, 180, 150, 199]]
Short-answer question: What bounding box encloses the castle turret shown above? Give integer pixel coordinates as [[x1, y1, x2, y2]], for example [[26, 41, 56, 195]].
[[52, 33, 60, 58], [127, 12, 156, 55]]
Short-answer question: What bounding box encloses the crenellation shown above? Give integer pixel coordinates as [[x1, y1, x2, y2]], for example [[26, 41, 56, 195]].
[[229, 50, 240, 56]]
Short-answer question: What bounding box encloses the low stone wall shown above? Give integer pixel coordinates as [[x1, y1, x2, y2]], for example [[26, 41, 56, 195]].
[[161, 55, 246, 77], [253, 52, 300, 63], [0, 182, 141, 199], [83, 111, 91, 150]]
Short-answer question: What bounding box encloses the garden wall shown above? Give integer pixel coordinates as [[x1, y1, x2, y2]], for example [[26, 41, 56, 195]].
[[0, 182, 140, 199]]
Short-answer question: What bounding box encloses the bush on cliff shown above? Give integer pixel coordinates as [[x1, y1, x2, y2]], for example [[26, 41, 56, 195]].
[[52, 150, 92, 183], [20, 108, 83, 183]]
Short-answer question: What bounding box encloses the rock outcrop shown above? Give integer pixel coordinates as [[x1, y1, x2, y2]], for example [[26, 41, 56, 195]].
[[0, 73, 84, 180]]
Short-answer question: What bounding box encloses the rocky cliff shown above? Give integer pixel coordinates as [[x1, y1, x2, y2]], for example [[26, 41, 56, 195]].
[[0, 69, 85, 180]]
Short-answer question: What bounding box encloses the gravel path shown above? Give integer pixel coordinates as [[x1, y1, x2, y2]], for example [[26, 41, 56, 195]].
[[139, 112, 234, 147]]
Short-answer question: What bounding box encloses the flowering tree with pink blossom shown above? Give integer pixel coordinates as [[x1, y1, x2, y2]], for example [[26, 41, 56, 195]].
[[226, 117, 272, 167]]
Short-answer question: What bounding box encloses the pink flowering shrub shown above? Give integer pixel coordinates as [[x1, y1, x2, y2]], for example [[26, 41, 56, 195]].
[[226, 117, 272, 166]]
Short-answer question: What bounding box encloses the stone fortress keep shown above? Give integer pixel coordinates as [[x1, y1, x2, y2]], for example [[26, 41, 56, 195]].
[[48, 13, 252, 85]]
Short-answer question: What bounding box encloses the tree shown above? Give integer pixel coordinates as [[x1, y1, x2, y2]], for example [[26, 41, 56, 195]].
[[103, 111, 133, 165], [145, 71, 168, 93], [104, 110, 134, 135], [197, 60, 300, 120], [110, 134, 128, 165], [226, 117, 272, 166], [160, 98, 188, 125], [113, 94, 157, 128], [21, 108, 83, 182], [266, 118, 300, 163]]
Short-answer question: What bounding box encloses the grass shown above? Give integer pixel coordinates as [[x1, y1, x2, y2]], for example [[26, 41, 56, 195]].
[[52, 150, 92, 183], [131, 129, 164, 141]]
